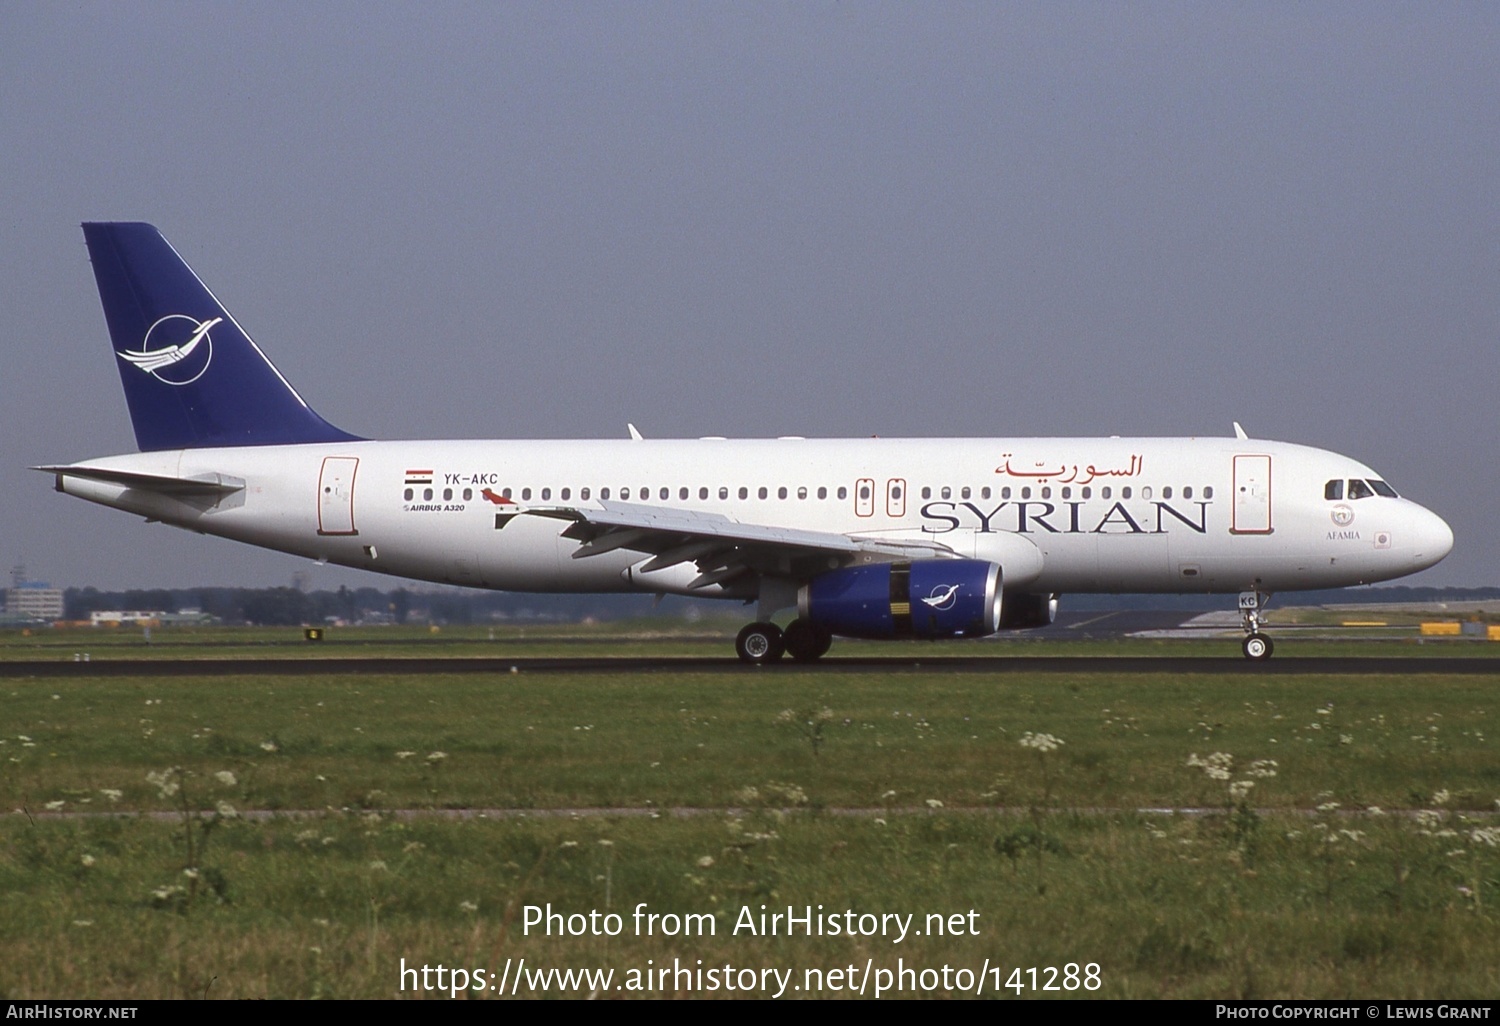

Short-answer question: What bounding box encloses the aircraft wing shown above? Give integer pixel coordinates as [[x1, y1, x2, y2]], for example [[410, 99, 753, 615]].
[[519, 500, 959, 587]]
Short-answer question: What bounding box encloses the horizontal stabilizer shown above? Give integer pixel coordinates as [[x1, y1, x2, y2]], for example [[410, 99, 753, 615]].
[[34, 464, 245, 496]]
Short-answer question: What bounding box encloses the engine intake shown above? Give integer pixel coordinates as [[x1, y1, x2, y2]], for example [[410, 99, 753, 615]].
[[798, 559, 1002, 640]]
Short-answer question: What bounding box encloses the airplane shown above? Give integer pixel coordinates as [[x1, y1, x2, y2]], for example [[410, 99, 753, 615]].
[[38, 222, 1454, 663]]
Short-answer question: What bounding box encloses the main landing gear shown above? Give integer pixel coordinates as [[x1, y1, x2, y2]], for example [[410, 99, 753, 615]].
[[735, 619, 833, 664], [1239, 590, 1274, 662]]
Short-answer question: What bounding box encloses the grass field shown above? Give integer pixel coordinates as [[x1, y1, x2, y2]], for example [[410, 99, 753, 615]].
[[2, 626, 1498, 999]]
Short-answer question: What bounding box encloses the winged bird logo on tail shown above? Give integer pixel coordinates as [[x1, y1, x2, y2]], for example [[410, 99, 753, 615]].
[[117, 315, 221, 384]]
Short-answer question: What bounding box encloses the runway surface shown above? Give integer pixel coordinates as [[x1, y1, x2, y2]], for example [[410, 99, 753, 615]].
[[3, 655, 1498, 677]]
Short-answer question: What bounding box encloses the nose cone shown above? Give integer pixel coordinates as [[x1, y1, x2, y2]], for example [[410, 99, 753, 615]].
[[1408, 505, 1454, 572]]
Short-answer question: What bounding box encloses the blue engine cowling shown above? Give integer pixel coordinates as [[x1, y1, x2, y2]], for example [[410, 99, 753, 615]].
[[797, 560, 1002, 640]]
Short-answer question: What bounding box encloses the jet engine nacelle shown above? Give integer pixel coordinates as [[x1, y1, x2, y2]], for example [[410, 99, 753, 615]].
[[798, 559, 1002, 640], [997, 592, 1058, 630]]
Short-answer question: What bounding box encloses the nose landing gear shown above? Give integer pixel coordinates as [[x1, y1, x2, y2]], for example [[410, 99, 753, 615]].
[[1239, 590, 1274, 661]]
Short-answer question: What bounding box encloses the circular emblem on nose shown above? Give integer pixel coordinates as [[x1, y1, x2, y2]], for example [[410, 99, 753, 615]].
[[1330, 505, 1354, 527]]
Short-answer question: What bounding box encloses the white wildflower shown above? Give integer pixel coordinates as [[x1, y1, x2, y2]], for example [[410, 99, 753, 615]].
[[395, 751, 416, 760], [597, 839, 614, 847], [459, 900, 479, 913], [368, 860, 388, 872], [99, 789, 123, 802], [1019, 732, 1064, 753], [1470, 827, 1500, 848], [425, 751, 448, 763], [183, 867, 200, 880], [214, 770, 237, 787], [1433, 789, 1451, 806], [80, 854, 96, 867], [925, 798, 944, 809], [44, 800, 65, 811], [259, 741, 278, 753], [1228, 780, 1255, 801], [215, 801, 238, 819], [1317, 802, 1341, 813], [696, 855, 715, 868], [1246, 759, 1278, 779]]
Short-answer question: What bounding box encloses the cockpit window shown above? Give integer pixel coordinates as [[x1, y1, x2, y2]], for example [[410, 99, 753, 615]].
[[1368, 479, 1398, 498], [1347, 479, 1374, 500], [1324, 479, 1343, 500]]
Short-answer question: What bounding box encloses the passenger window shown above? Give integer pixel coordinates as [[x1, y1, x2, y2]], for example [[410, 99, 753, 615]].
[[698, 487, 708, 500], [961, 486, 971, 499], [581, 487, 591, 500], [1122, 487, 1131, 499], [680, 487, 689, 500], [797, 486, 807, 499], [424, 488, 434, 500], [921, 486, 932, 500], [939, 486, 950, 499], [1141, 486, 1151, 500], [1101, 487, 1111, 499], [759, 487, 768, 499], [444, 488, 453, 501], [599, 487, 609, 499], [560, 487, 570, 500], [1081, 486, 1091, 499], [463, 488, 473, 501], [1348, 479, 1374, 500], [404, 488, 413, 501], [1041, 486, 1051, 499], [817, 486, 827, 500], [718, 486, 728, 500], [502, 487, 513, 499], [837, 486, 847, 500], [660, 487, 669, 500], [739, 487, 748, 500], [1061, 487, 1071, 499], [1161, 486, 1171, 500], [859, 484, 871, 500], [981, 486, 991, 500], [774, 486, 784, 499], [1182, 486, 1192, 499], [541, 487, 551, 500], [1325, 480, 1343, 501], [1203, 486, 1213, 499], [1021, 487, 1031, 499], [620, 488, 630, 499], [1001, 487, 1012, 500]]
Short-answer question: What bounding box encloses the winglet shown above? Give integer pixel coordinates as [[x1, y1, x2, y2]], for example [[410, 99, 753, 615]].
[[1233, 421, 1249, 440], [627, 423, 644, 441]]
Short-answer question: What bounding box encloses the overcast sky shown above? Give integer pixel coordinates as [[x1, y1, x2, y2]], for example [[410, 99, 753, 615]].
[[2, 3, 1495, 593]]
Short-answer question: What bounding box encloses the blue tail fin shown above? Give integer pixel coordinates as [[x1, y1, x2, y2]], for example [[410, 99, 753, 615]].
[[82, 222, 362, 451]]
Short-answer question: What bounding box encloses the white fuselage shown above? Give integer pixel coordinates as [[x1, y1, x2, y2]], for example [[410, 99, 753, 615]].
[[56, 435, 1453, 601]]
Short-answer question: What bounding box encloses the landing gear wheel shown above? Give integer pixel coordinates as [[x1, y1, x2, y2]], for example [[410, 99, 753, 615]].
[[1242, 633, 1274, 662], [736, 622, 784, 664], [782, 619, 833, 663]]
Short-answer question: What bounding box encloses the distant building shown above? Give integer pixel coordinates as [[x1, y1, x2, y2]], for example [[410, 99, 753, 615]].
[[4, 582, 65, 622]]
